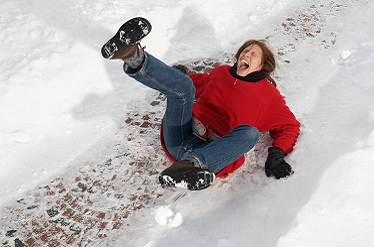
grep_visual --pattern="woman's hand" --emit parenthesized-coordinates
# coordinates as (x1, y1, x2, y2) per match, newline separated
(265, 147, 294, 179)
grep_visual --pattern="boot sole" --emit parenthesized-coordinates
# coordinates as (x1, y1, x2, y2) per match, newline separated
(101, 17, 152, 59)
(159, 169, 215, 191)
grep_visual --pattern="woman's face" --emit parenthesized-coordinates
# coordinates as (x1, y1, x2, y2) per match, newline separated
(236, 44, 263, 77)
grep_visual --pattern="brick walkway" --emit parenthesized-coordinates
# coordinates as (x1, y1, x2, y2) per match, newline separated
(0, 109, 169, 247)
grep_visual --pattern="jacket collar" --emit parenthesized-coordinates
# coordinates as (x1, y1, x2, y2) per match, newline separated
(230, 64, 266, 82)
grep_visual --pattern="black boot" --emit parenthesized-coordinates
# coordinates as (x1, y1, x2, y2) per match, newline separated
(101, 17, 152, 59)
(159, 160, 215, 190)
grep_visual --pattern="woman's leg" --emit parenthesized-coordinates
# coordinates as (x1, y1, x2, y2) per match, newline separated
(102, 17, 213, 190)
(181, 124, 260, 174)
(127, 52, 195, 160)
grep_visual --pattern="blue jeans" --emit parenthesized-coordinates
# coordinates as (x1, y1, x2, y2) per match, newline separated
(127, 52, 260, 174)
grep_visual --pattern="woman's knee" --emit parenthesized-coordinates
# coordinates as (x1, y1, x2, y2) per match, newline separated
(178, 76, 195, 98)
(235, 124, 260, 143)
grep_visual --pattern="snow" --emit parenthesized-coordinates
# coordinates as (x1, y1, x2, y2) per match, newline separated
(1, 0, 374, 246)
(154, 205, 183, 228)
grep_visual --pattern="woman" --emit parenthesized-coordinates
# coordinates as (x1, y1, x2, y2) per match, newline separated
(101, 17, 300, 190)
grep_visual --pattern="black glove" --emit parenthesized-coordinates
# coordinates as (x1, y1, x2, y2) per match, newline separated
(172, 64, 189, 74)
(265, 147, 294, 179)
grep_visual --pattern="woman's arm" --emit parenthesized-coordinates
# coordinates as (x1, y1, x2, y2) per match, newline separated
(260, 97, 300, 155)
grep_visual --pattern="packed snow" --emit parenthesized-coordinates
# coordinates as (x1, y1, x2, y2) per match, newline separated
(1, 0, 374, 246)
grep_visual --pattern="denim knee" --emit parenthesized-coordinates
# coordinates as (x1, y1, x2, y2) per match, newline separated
(168, 75, 195, 100)
(235, 125, 260, 146)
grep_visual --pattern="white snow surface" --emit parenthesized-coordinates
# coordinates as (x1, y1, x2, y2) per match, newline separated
(1, 0, 374, 246)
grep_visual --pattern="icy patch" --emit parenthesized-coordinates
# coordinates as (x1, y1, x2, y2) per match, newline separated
(154, 205, 183, 227)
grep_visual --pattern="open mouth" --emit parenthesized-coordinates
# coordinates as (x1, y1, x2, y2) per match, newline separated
(239, 60, 249, 70)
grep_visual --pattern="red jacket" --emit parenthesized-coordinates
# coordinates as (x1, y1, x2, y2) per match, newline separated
(161, 65, 300, 177)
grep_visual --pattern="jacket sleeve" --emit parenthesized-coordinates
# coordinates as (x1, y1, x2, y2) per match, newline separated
(189, 73, 210, 99)
(260, 97, 300, 155)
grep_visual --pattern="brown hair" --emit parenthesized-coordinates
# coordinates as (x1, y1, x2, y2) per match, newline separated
(234, 39, 277, 87)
